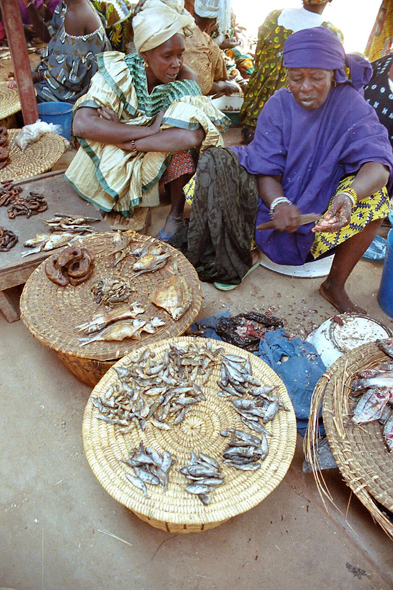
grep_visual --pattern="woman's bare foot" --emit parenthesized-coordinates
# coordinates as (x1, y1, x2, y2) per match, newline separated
(319, 280, 366, 315)
(159, 212, 184, 239)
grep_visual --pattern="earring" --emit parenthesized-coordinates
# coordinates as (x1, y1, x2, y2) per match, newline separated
(286, 85, 292, 94)
(332, 80, 337, 88)
(143, 59, 149, 68)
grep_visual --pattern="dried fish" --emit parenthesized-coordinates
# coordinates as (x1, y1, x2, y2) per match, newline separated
(377, 339, 393, 360)
(0, 226, 18, 251)
(91, 277, 134, 307)
(352, 389, 393, 425)
(221, 429, 268, 470)
(76, 302, 145, 335)
(151, 266, 192, 321)
(383, 414, 393, 452)
(124, 442, 175, 494)
(21, 232, 78, 257)
(180, 452, 225, 504)
(78, 319, 146, 346)
(132, 242, 170, 276)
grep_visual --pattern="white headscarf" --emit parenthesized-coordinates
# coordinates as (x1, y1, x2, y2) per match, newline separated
(133, 0, 195, 53)
(194, 0, 219, 18)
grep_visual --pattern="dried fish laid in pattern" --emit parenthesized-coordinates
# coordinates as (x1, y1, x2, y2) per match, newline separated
(21, 232, 79, 257)
(180, 451, 224, 505)
(0, 226, 18, 251)
(151, 263, 192, 321)
(8, 191, 48, 219)
(76, 302, 145, 335)
(91, 341, 222, 432)
(109, 231, 136, 267)
(78, 318, 151, 346)
(350, 347, 393, 452)
(221, 429, 268, 471)
(217, 353, 287, 434)
(123, 441, 176, 497)
(42, 213, 100, 233)
(132, 241, 170, 277)
(45, 245, 95, 286)
(91, 277, 134, 307)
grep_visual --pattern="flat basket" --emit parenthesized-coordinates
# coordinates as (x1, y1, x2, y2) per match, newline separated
(20, 232, 202, 386)
(0, 128, 68, 182)
(305, 341, 393, 539)
(0, 82, 21, 119)
(82, 336, 297, 533)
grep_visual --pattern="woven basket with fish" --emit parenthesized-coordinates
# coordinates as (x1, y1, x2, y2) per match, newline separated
(305, 340, 393, 540)
(82, 336, 297, 533)
(20, 231, 202, 386)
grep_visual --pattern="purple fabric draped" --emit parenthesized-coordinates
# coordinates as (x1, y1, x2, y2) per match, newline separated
(231, 84, 393, 265)
(283, 26, 372, 92)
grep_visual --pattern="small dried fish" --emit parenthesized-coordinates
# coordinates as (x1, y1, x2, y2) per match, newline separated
(151, 268, 192, 321)
(383, 414, 393, 452)
(124, 442, 175, 494)
(76, 302, 145, 335)
(377, 339, 393, 360)
(221, 429, 268, 470)
(132, 242, 170, 276)
(78, 319, 146, 346)
(180, 452, 224, 504)
(21, 232, 78, 257)
(91, 277, 134, 307)
(352, 389, 392, 424)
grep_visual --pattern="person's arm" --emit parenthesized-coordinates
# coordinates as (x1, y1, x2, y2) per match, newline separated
(257, 174, 301, 232)
(313, 161, 390, 233)
(21, 0, 51, 42)
(64, 1, 101, 36)
(209, 79, 242, 96)
(72, 107, 165, 143)
(120, 127, 205, 153)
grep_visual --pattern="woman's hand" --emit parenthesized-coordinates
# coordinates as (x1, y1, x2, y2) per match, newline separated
(219, 37, 240, 50)
(224, 80, 242, 95)
(150, 110, 166, 134)
(312, 193, 352, 233)
(272, 203, 301, 232)
(97, 106, 119, 123)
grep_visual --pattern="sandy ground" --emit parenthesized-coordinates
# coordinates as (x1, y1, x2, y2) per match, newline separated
(1, 129, 393, 590)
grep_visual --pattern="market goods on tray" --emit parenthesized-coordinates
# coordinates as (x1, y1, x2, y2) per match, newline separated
(0, 145, 9, 170)
(349, 339, 393, 452)
(21, 231, 79, 257)
(180, 452, 224, 505)
(0, 181, 22, 206)
(42, 213, 100, 233)
(0, 127, 8, 147)
(151, 262, 192, 320)
(132, 241, 170, 276)
(45, 245, 95, 286)
(76, 302, 145, 335)
(123, 441, 176, 497)
(0, 226, 18, 251)
(7, 190, 47, 218)
(78, 316, 166, 346)
(91, 277, 134, 307)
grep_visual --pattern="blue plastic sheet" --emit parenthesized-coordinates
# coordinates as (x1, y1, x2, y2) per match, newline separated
(362, 235, 387, 261)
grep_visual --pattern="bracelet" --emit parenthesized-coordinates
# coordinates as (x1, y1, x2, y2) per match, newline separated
(131, 139, 138, 155)
(269, 196, 291, 217)
(337, 188, 357, 207)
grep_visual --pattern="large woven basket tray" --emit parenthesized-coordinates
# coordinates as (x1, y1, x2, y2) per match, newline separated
(0, 82, 22, 119)
(305, 341, 393, 539)
(0, 129, 68, 182)
(82, 336, 297, 533)
(20, 232, 202, 386)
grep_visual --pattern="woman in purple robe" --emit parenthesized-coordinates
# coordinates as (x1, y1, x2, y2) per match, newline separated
(185, 27, 393, 314)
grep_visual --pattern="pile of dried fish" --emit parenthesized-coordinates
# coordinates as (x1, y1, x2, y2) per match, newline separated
(180, 451, 224, 505)
(78, 316, 166, 346)
(0, 181, 23, 206)
(91, 277, 134, 307)
(350, 339, 393, 452)
(76, 302, 145, 335)
(123, 441, 175, 497)
(151, 263, 192, 321)
(8, 191, 48, 219)
(132, 241, 170, 277)
(21, 232, 79, 257)
(221, 429, 268, 471)
(91, 341, 221, 431)
(45, 245, 94, 286)
(42, 213, 100, 233)
(0, 226, 18, 251)
(109, 231, 136, 267)
(217, 353, 288, 434)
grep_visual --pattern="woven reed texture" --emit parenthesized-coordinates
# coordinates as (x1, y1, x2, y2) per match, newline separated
(82, 336, 297, 533)
(0, 129, 68, 182)
(0, 82, 21, 118)
(20, 232, 202, 386)
(305, 341, 393, 539)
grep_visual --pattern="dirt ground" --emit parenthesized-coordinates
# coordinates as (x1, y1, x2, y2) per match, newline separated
(1, 129, 393, 590)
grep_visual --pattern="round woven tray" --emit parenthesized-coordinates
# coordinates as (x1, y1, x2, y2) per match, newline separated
(0, 82, 21, 119)
(0, 128, 68, 182)
(307, 341, 393, 539)
(82, 336, 297, 533)
(20, 232, 202, 386)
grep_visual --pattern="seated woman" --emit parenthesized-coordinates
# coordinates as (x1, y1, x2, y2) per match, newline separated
(185, 27, 393, 314)
(65, 0, 228, 238)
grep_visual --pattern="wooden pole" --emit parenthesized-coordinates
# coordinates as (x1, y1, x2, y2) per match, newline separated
(0, 0, 39, 124)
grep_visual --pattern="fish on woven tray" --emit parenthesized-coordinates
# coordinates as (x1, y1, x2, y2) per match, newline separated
(78, 316, 166, 346)
(0, 226, 18, 251)
(151, 262, 192, 321)
(0, 145, 9, 170)
(45, 245, 94, 287)
(123, 441, 176, 497)
(90, 277, 135, 307)
(21, 232, 80, 257)
(180, 451, 224, 505)
(132, 241, 170, 277)
(76, 301, 145, 335)
(220, 429, 269, 471)
(42, 213, 100, 234)
(7, 191, 48, 219)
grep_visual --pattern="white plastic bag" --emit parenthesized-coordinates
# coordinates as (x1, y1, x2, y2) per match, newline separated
(15, 119, 63, 152)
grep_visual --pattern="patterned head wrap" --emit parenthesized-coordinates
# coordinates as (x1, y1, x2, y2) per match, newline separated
(133, 0, 195, 53)
(283, 27, 373, 92)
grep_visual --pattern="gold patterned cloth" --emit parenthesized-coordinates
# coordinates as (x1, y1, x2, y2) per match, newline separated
(365, 0, 393, 61)
(310, 175, 390, 259)
(183, 26, 228, 95)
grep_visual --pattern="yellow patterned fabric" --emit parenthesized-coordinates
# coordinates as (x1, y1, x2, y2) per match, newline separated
(365, 0, 393, 61)
(310, 175, 390, 259)
(65, 52, 229, 216)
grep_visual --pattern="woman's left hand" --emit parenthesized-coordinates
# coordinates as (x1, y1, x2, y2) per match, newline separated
(312, 193, 352, 233)
(97, 106, 119, 123)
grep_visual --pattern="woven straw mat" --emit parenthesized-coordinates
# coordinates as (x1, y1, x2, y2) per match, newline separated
(321, 342, 393, 515)
(20, 232, 202, 363)
(82, 336, 297, 533)
(0, 128, 68, 182)
(0, 82, 21, 119)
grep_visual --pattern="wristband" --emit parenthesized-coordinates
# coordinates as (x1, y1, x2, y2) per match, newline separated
(269, 196, 291, 217)
(337, 188, 357, 207)
(131, 140, 138, 155)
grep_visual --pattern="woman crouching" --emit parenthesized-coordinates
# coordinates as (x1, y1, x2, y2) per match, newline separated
(185, 27, 393, 314)
(66, 0, 228, 239)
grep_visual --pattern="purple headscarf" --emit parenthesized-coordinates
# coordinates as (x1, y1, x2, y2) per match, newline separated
(283, 26, 372, 92)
